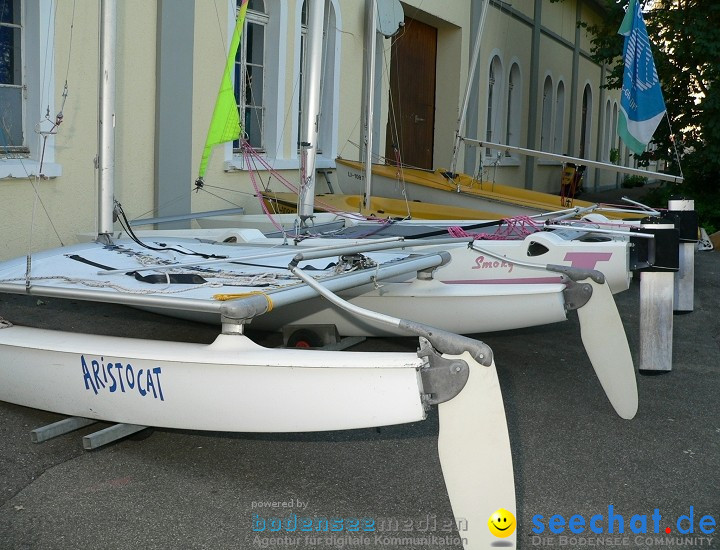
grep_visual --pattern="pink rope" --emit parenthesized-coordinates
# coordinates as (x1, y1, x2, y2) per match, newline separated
(242, 142, 286, 232)
(238, 140, 385, 229)
(448, 216, 543, 240)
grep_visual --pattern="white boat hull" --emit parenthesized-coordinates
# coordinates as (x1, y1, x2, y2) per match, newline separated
(432, 230, 631, 294)
(0, 326, 427, 432)
(252, 279, 567, 336)
(193, 217, 633, 294)
(47, 234, 586, 336)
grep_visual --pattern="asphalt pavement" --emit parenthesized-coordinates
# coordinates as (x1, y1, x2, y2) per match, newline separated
(0, 250, 718, 550)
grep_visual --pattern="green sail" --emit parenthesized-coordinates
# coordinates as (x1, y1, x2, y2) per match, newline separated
(197, 0, 248, 180)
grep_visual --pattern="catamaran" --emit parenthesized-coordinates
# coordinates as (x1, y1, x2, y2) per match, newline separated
(135, 0, 638, 418)
(0, 4, 524, 548)
(0, 2, 646, 548)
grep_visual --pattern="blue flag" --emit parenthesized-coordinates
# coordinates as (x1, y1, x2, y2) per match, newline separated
(617, 0, 666, 155)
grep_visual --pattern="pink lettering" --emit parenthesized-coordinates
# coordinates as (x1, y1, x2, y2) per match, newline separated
(472, 256, 514, 273)
(563, 252, 613, 270)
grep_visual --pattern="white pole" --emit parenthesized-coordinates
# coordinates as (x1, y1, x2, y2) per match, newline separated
(639, 271, 674, 372)
(639, 222, 676, 373)
(669, 198, 695, 312)
(97, 0, 116, 239)
(362, 0, 378, 210)
(298, 0, 326, 222)
(448, 0, 490, 177)
(469, 139, 684, 184)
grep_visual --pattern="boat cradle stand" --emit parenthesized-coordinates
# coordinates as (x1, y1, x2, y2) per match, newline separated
(667, 198, 699, 313)
(30, 417, 148, 450)
(633, 219, 680, 373)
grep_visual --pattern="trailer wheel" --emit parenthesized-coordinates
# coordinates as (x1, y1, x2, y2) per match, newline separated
(286, 329, 323, 349)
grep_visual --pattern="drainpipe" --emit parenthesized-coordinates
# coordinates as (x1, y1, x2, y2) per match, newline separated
(524, 0, 542, 190)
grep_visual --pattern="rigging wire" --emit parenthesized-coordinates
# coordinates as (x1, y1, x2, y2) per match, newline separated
(15, 0, 69, 256)
(114, 201, 229, 260)
(37, 0, 75, 174)
(665, 114, 684, 180)
(380, 23, 411, 217)
(213, 0, 228, 53)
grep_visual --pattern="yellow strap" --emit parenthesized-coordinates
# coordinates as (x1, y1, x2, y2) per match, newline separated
(212, 291, 274, 313)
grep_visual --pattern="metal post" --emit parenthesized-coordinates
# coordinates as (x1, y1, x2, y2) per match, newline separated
(83, 424, 147, 450)
(362, 0, 378, 211)
(298, 0, 326, 222)
(31, 417, 97, 443)
(668, 198, 697, 312)
(638, 221, 679, 372)
(97, 0, 117, 239)
(449, 0, 490, 178)
(640, 271, 674, 372)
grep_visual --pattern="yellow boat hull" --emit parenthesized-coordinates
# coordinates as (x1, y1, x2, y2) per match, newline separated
(261, 190, 504, 220)
(334, 158, 643, 220)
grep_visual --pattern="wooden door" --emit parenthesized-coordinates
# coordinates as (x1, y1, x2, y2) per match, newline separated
(385, 17, 437, 170)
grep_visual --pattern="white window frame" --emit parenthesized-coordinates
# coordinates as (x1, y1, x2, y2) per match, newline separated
(237, 0, 269, 152)
(225, 0, 340, 172)
(0, 0, 61, 179)
(225, 0, 287, 170)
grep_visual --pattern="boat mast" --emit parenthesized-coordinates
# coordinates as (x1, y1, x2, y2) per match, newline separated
(362, 0, 378, 211)
(97, 0, 116, 241)
(448, 0, 490, 178)
(298, 0, 326, 224)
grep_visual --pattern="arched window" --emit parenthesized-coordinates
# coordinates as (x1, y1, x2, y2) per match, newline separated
(505, 62, 521, 153)
(611, 102, 618, 157)
(485, 55, 503, 157)
(236, 0, 269, 150)
(579, 84, 593, 159)
(540, 75, 553, 152)
(553, 81, 565, 154)
(602, 98, 612, 161)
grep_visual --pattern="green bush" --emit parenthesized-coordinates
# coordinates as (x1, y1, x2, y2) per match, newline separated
(642, 183, 720, 235)
(622, 175, 648, 188)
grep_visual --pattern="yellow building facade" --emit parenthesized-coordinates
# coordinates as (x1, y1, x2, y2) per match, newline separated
(0, 0, 627, 259)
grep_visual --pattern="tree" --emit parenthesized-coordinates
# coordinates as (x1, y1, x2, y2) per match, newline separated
(561, 0, 720, 228)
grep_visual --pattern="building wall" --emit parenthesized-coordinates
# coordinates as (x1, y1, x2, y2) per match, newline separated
(0, 0, 157, 259)
(0, 0, 628, 260)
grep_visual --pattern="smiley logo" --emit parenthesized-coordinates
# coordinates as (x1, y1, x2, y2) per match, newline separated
(488, 508, 516, 538)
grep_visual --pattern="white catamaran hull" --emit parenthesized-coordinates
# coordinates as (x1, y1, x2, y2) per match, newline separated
(0, 326, 427, 432)
(0, 238, 571, 337)
(73, 228, 630, 336)
(250, 279, 567, 336)
(0, 319, 517, 548)
(429, 230, 631, 293)
(191, 221, 632, 294)
(0, 234, 636, 419)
